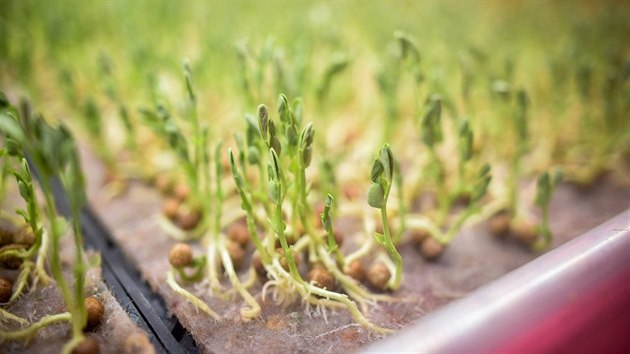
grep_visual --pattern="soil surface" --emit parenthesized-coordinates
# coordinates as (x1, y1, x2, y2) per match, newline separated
(81, 145, 630, 354)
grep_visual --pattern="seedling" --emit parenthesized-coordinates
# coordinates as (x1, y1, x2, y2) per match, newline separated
(316, 53, 349, 107)
(367, 144, 403, 290)
(532, 169, 562, 251)
(0, 95, 102, 353)
(225, 94, 397, 333)
(377, 31, 423, 143)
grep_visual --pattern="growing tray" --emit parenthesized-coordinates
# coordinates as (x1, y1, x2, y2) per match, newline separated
(56, 170, 629, 353)
(364, 210, 630, 353)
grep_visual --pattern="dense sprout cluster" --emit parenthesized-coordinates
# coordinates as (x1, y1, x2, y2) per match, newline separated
(1, 1, 629, 337)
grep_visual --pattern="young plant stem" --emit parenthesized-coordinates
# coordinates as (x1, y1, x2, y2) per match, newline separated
(380, 204, 402, 290)
(42, 179, 85, 342)
(166, 270, 221, 320)
(0, 312, 72, 341)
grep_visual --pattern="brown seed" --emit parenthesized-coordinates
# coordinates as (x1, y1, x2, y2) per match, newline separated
(227, 242, 245, 269)
(420, 237, 446, 261)
(343, 184, 362, 200)
(173, 183, 190, 202)
(276, 248, 299, 271)
(13, 226, 35, 247)
(0, 277, 13, 303)
(168, 243, 193, 267)
(367, 262, 391, 291)
(252, 253, 266, 277)
(123, 332, 154, 354)
(488, 210, 512, 237)
(153, 173, 173, 194)
(162, 198, 180, 220)
(343, 128, 360, 145)
(293, 222, 305, 238)
(453, 192, 472, 207)
(72, 337, 100, 354)
(307, 264, 335, 290)
(227, 221, 250, 247)
(84, 296, 104, 331)
(0, 220, 17, 247)
(410, 229, 431, 243)
(103, 168, 117, 185)
(266, 314, 290, 330)
(333, 230, 344, 247)
(344, 260, 365, 282)
(0, 244, 24, 269)
(513, 221, 538, 245)
(176, 209, 201, 231)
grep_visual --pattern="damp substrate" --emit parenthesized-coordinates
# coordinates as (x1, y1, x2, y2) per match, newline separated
(80, 146, 630, 354)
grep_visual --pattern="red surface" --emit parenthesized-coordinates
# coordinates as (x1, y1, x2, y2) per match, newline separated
(500, 266, 630, 354)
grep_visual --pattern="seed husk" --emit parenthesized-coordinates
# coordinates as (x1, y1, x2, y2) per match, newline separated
(513, 221, 538, 245)
(489, 210, 512, 237)
(227, 241, 245, 269)
(162, 198, 180, 220)
(173, 183, 190, 201)
(153, 173, 173, 194)
(333, 229, 344, 247)
(344, 260, 365, 282)
(276, 248, 300, 271)
(420, 237, 445, 261)
(0, 220, 17, 247)
(72, 337, 100, 354)
(168, 243, 194, 268)
(251, 252, 266, 277)
(342, 184, 362, 200)
(0, 244, 25, 269)
(123, 332, 154, 354)
(307, 264, 335, 290)
(367, 262, 391, 291)
(227, 221, 250, 247)
(176, 209, 202, 231)
(0, 277, 13, 303)
(12, 226, 36, 247)
(103, 168, 117, 185)
(410, 229, 431, 243)
(84, 296, 105, 331)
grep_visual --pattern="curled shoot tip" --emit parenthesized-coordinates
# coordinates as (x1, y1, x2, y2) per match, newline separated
(535, 168, 562, 209)
(370, 159, 384, 183)
(257, 104, 269, 138)
(459, 118, 473, 162)
(321, 194, 337, 250)
(299, 123, 315, 167)
(421, 96, 443, 147)
(379, 144, 394, 181)
(394, 30, 420, 62)
(472, 164, 492, 203)
(183, 61, 195, 103)
(368, 144, 395, 209)
(277, 94, 290, 123)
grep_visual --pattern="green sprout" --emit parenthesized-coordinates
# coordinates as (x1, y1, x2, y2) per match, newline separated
(316, 53, 349, 107)
(321, 194, 344, 266)
(0, 96, 96, 353)
(225, 95, 395, 333)
(367, 144, 402, 290)
(533, 168, 562, 251)
(377, 31, 423, 143)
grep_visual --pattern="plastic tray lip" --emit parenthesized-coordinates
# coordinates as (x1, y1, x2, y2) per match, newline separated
(362, 210, 630, 353)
